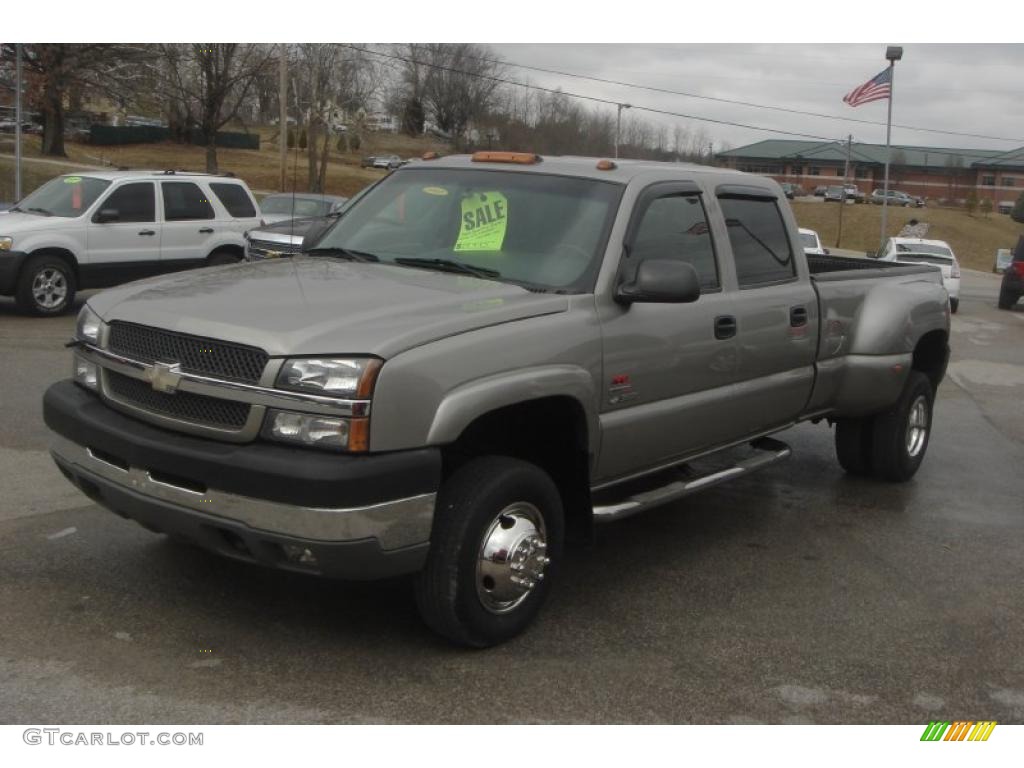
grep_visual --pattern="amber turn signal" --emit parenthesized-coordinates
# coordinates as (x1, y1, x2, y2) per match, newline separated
(471, 151, 541, 165)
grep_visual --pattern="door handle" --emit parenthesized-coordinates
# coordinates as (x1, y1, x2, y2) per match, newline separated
(198, 227, 214, 234)
(714, 315, 737, 340)
(790, 306, 809, 327)
(138, 230, 156, 236)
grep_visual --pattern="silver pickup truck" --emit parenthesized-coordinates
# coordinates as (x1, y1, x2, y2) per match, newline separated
(44, 152, 951, 647)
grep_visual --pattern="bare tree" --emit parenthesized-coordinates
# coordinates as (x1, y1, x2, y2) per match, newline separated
(156, 43, 274, 173)
(419, 44, 505, 148)
(0, 44, 151, 156)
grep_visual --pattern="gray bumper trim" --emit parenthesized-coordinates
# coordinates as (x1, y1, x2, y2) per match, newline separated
(50, 434, 435, 550)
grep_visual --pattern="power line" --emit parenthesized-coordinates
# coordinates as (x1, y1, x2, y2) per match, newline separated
(469, 50, 1024, 144)
(343, 44, 850, 143)
(346, 44, 1013, 164)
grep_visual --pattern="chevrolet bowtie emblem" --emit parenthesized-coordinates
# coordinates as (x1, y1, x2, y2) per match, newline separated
(143, 361, 183, 394)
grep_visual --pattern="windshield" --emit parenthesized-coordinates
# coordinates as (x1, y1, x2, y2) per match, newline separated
(16, 176, 111, 217)
(311, 168, 623, 292)
(799, 232, 818, 249)
(895, 243, 952, 258)
(261, 195, 330, 217)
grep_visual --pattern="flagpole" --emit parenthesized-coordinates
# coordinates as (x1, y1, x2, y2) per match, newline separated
(880, 46, 903, 252)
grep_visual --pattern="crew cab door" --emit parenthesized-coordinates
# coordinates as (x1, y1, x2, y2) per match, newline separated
(714, 187, 818, 433)
(85, 181, 162, 287)
(596, 182, 744, 481)
(158, 181, 218, 270)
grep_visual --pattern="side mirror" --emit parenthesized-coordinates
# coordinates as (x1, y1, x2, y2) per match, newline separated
(616, 259, 701, 305)
(94, 208, 120, 223)
(823, 248, 831, 255)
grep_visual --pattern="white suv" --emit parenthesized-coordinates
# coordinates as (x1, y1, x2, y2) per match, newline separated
(879, 236, 962, 313)
(0, 170, 260, 315)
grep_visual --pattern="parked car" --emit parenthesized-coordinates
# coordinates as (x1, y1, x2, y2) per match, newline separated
(813, 186, 828, 197)
(360, 155, 377, 168)
(372, 154, 404, 170)
(824, 185, 847, 203)
(994, 248, 1013, 274)
(998, 236, 1024, 310)
(0, 170, 260, 315)
(258, 193, 348, 225)
(780, 183, 803, 200)
(997, 200, 1014, 215)
(843, 185, 865, 204)
(871, 189, 920, 207)
(45, 153, 950, 646)
(798, 227, 829, 256)
(878, 237, 961, 313)
(245, 214, 344, 262)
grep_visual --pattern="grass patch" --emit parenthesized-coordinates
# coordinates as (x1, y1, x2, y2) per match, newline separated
(0, 129, 450, 199)
(792, 200, 1022, 271)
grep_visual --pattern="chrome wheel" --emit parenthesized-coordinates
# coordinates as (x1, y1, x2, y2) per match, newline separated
(32, 267, 68, 310)
(905, 394, 929, 458)
(476, 502, 550, 614)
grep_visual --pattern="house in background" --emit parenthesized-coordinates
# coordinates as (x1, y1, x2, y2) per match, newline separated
(717, 139, 1024, 206)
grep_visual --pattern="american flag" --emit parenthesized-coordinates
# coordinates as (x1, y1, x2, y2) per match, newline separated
(842, 67, 892, 107)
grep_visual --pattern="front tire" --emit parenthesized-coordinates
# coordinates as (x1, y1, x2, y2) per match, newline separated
(414, 456, 564, 648)
(207, 250, 241, 266)
(868, 371, 934, 482)
(15, 254, 77, 316)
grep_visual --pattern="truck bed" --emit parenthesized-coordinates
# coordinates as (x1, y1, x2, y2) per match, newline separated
(807, 253, 939, 281)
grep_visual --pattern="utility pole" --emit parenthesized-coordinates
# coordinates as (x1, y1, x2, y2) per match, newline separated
(14, 43, 23, 201)
(836, 134, 852, 248)
(278, 44, 288, 193)
(879, 46, 903, 251)
(615, 103, 631, 159)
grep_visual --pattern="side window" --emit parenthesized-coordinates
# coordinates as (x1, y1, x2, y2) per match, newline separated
(162, 182, 215, 221)
(209, 183, 257, 218)
(631, 194, 719, 290)
(717, 196, 796, 287)
(95, 182, 155, 223)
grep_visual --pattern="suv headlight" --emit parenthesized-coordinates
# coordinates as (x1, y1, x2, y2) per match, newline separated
(276, 357, 381, 399)
(0, 236, 13, 251)
(75, 305, 106, 345)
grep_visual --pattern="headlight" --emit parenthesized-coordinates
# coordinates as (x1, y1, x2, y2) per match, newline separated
(276, 357, 381, 399)
(0, 236, 12, 251)
(75, 305, 105, 345)
(262, 409, 369, 452)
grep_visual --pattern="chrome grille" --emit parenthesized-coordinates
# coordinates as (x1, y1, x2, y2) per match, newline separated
(106, 371, 251, 429)
(108, 322, 268, 384)
(247, 238, 302, 260)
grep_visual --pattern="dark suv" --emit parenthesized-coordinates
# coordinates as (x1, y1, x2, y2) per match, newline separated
(998, 236, 1024, 310)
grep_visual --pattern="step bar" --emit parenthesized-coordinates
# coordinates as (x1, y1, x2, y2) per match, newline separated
(591, 437, 792, 523)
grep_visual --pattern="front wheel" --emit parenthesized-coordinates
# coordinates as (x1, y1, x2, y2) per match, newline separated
(15, 254, 77, 316)
(414, 456, 564, 647)
(868, 371, 934, 482)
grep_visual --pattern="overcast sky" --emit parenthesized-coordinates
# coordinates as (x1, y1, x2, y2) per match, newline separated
(489, 44, 1024, 153)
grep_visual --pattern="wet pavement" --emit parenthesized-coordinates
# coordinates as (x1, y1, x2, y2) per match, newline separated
(0, 273, 1022, 723)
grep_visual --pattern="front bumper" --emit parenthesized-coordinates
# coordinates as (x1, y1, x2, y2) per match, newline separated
(44, 380, 441, 579)
(0, 250, 29, 295)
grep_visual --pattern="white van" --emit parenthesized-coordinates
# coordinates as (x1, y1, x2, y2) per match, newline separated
(0, 171, 260, 315)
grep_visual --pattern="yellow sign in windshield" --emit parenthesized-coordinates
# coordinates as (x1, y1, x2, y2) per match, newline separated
(455, 192, 508, 252)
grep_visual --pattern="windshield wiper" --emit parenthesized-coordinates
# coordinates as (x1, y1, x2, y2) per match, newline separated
(26, 207, 53, 216)
(394, 257, 500, 280)
(303, 247, 379, 262)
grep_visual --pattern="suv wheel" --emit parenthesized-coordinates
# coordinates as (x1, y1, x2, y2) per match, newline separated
(15, 254, 77, 316)
(867, 371, 934, 482)
(998, 288, 1018, 310)
(414, 456, 564, 647)
(949, 297, 959, 314)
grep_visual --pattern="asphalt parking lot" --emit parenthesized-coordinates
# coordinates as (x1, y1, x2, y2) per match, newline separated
(1, 272, 1022, 724)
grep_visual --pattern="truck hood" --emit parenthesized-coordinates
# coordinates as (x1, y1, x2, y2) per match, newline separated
(88, 256, 569, 358)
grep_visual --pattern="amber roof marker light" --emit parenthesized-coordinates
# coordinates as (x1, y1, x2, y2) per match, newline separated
(596, 159, 617, 171)
(421, 151, 441, 160)
(471, 151, 542, 165)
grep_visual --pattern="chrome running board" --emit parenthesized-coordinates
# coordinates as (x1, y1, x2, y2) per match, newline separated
(591, 437, 792, 523)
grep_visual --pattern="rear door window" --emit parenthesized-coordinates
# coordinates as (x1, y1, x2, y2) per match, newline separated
(631, 193, 719, 290)
(162, 181, 215, 221)
(210, 183, 257, 218)
(718, 196, 796, 287)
